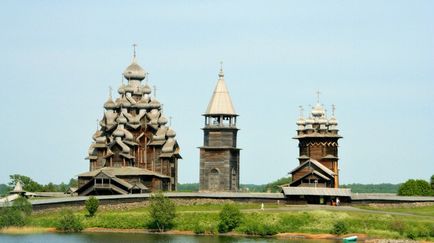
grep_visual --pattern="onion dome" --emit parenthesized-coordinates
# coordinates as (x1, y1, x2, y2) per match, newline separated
(118, 84, 126, 94)
(158, 116, 168, 125)
(166, 128, 176, 138)
(125, 83, 136, 93)
(318, 116, 328, 124)
(312, 104, 325, 117)
(118, 96, 131, 108)
(95, 136, 106, 143)
(149, 98, 161, 109)
(142, 84, 152, 94)
(305, 116, 314, 124)
(136, 95, 149, 109)
(123, 57, 146, 81)
(113, 126, 125, 137)
(92, 130, 103, 141)
(116, 114, 128, 124)
(328, 116, 338, 125)
(104, 97, 117, 110)
(296, 117, 306, 126)
(133, 86, 144, 96)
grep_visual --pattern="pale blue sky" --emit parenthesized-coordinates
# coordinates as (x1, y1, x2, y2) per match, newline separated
(0, 1, 433, 185)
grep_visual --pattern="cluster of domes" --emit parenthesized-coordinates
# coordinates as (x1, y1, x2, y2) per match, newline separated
(296, 103, 339, 132)
(87, 55, 179, 165)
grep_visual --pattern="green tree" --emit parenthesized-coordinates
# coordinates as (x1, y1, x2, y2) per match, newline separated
(398, 179, 433, 196)
(148, 192, 176, 232)
(68, 178, 78, 188)
(0, 184, 10, 196)
(58, 182, 68, 192)
(12, 197, 32, 216)
(43, 182, 57, 192)
(85, 196, 99, 217)
(218, 204, 243, 233)
(431, 175, 434, 190)
(0, 197, 32, 228)
(9, 174, 43, 192)
(264, 176, 292, 192)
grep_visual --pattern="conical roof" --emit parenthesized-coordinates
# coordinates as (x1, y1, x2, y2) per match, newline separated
(204, 68, 236, 115)
(11, 181, 25, 193)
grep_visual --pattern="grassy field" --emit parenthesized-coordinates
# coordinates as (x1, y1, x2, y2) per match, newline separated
(356, 204, 434, 217)
(26, 202, 434, 240)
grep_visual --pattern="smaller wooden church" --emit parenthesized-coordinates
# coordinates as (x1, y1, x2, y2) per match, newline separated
(282, 95, 351, 204)
(289, 98, 341, 188)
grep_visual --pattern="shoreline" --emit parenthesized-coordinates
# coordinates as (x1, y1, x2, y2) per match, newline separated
(0, 226, 369, 240)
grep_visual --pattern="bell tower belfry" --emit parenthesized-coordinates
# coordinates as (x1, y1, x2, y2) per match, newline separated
(199, 65, 240, 192)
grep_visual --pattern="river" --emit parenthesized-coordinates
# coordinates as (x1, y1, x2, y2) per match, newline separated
(0, 232, 341, 243)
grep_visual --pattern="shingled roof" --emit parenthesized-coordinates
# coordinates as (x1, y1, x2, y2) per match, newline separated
(204, 67, 236, 115)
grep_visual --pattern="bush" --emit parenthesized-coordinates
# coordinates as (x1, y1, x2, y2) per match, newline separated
(0, 207, 26, 228)
(398, 179, 433, 196)
(331, 221, 348, 235)
(85, 196, 99, 217)
(12, 197, 32, 216)
(56, 209, 83, 232)
(193, 221, 217, 235)
(0, 197, 32, 228)
(237, 213, 280, 236)
(218, 204, 243, 233)
(148, 192, 176, 232)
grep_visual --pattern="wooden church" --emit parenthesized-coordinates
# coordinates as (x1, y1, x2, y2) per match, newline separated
(76, 49, 181, 196)
(289, 96, 342, 188)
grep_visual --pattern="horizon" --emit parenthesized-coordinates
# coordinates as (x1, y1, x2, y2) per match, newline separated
(0, 1, 433, 185)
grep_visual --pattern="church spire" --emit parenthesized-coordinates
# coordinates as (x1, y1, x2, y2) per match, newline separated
(204, 63, 237, 115)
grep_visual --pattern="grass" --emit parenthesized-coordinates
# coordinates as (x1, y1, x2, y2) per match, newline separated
(22, 203, 434, 241)
(356, 204, 434, 217)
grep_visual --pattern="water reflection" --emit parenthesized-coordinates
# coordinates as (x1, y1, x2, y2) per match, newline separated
(0, 232, 339, 243)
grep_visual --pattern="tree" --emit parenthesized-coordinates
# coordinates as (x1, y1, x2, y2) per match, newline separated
(218, 204, 243, 233)
(12, 197, 32, 216)
(85, 196, 99, 217)
(68, 178, 78, 188)
(0, 197, 32, 228)
(0, 184, 10, 196)
(9, 174, 43, 192)
(264, 176, 292, 192)
(431, 175, 434, 190)
(43, 182, 57, 192)
(148, 192, 176, 232)
(398, 179, 433, 196)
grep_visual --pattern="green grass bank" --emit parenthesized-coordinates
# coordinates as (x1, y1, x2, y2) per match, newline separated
(24, 203, 434, 241)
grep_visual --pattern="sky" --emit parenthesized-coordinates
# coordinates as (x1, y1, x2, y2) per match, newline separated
(0, 1, 433, 185)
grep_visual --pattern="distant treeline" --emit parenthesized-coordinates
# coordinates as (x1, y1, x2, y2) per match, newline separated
(341, 183, 401, 193)
(177, 181, 402, 193)
(178, 177, 292, 193)
(0, 174, 78, 196)
(2, 174, 428, 195)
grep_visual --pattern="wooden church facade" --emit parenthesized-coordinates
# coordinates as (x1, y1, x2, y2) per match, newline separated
(289, 102, 342, 188)
(76, 51, 181, 196)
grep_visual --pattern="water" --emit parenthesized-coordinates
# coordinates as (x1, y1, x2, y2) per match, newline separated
(0, 232, 340, 243)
